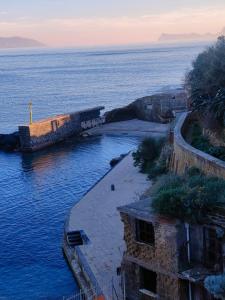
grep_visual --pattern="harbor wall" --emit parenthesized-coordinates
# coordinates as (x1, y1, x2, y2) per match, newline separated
(19, 106, 104, 152)
(171, 112, 225, 179)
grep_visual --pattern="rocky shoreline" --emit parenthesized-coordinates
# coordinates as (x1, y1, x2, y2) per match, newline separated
(0, 132, 20, 151)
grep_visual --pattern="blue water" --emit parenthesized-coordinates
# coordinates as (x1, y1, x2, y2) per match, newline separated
(0, 42, 208, 299)
(0, 42, 208, 133)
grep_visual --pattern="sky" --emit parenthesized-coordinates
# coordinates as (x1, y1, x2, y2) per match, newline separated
(0, 0, 225, 47)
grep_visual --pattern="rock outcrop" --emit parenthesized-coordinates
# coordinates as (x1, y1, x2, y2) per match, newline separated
(110, 154, 127, 167)
(0, 132, 20, 151)
(105, 90, 187, 124)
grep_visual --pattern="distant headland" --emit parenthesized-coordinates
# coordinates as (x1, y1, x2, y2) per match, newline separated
(158, 32, 216, 42)
(0, 36, 45, 49)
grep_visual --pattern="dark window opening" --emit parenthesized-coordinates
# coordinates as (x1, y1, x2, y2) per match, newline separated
(204, 227, 223, 271)
(136, 219, 155, 245)
(140, 267, 157, 294)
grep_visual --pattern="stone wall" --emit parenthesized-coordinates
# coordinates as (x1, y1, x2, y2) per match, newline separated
(120, 212, 179, 275)
(122, 260, 181, 300)
(105, 91, 187, 124)
(120, 206, 225, 300)
(19, 106, 104, 152)
(171, 112, 225, 179)
(120, 211, 183, 300)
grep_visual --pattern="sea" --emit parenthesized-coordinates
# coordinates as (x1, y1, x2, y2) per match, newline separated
(0, 41, 208, 299)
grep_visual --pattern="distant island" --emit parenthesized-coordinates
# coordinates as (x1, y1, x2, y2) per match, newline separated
(0, 36, 45, 49)
(158, 32, 216, 42)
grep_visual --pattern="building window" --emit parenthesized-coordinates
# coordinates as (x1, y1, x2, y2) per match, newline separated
(140, 267, 157, 294)
(203, 227, 223, 271)
(136, 219, 155, 245)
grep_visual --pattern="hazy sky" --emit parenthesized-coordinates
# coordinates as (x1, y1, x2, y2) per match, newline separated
(0, 0, 225, 47)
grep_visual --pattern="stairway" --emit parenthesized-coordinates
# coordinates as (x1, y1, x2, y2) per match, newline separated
(67, 231, 84, 247)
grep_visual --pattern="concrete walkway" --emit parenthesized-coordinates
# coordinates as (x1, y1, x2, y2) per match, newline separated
(68, 153, 150, 299)
(84, 119, 169, 138)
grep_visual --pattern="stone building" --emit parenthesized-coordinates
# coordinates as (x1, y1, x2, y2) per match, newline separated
(118, 199, 225, 300)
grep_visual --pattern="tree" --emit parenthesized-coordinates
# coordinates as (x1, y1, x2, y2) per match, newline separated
(186, 36, 225, 127)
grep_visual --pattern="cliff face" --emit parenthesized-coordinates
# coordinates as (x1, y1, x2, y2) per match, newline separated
(0, 37, 44, 48)
(104, 90, 187, 124)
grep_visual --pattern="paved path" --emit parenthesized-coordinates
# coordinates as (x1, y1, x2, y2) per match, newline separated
(84, 119, 169, 137)
(68, 153, 150, 299)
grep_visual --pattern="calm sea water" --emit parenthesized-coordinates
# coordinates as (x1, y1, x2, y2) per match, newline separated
(0, 42, 207, 299)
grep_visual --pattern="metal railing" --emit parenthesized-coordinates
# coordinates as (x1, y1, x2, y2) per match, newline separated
(63, 287, 97, 300)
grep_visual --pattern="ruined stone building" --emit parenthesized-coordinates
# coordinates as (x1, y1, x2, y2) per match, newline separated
(118, 199, 225, 300)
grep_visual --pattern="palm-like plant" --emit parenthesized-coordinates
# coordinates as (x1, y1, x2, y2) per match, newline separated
(186, 36, 225, 127)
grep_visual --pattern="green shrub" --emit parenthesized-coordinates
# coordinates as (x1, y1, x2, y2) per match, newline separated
(151, 173, 225, 223)
(185, 36, 225, 127)
(132, 137, 165, 173)
(208, 146, 225, 160)
(152, 186, 189, 219)
(147, 145, 172, 180)
(190, 123, 225, 161)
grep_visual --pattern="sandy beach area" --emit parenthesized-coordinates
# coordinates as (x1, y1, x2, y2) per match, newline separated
(83, 119, 169, 137)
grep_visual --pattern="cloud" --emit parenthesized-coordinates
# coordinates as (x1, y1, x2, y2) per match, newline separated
(0, 6, 224, 46)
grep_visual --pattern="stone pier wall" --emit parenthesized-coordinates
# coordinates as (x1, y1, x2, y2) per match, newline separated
(171, 112, 225, 179)
(19, 106, 104, 152)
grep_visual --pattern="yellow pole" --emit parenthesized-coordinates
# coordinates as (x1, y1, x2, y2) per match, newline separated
(29, 102, 33, 125)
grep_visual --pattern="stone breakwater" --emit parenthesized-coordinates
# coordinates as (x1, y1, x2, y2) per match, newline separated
(18, 106, 104, 152)
(0, 90, 187, 152)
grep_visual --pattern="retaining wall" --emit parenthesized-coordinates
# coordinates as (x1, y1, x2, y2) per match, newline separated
(171, 112, 225, 179)
(19, 106, 104, 152)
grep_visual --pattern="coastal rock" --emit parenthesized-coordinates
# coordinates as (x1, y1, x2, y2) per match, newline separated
(0, 132, 20, 151)
(110, 154, 127, 167)
(104, 90, 187, 124)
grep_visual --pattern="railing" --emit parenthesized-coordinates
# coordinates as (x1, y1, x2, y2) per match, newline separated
(111, 277, 119, 300)
(63, 287, 97, 300)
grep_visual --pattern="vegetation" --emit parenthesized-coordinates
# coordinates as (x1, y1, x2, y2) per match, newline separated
(191, 123, 225, 161)
(204, 274, 225, 300)
(185, 36, 225, 127)
(151, 169, 225, 223)
(132, 137, 171, 180)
